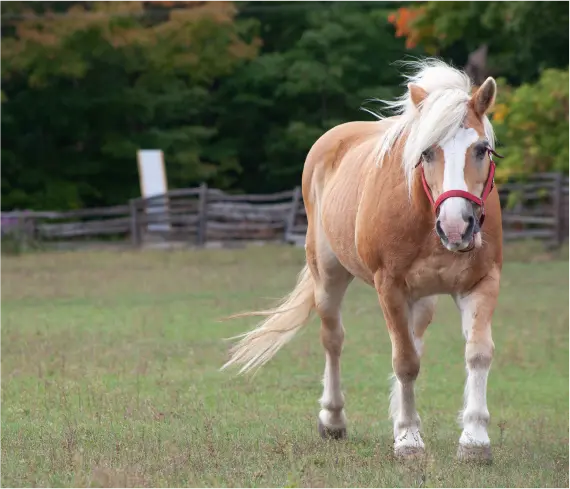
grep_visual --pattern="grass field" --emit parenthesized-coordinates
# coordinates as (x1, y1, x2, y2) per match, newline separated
(1, 243, 568, 487)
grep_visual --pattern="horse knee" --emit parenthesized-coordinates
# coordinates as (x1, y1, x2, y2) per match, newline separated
(393, 352, 420, 384)
(465, 341, 494, 370)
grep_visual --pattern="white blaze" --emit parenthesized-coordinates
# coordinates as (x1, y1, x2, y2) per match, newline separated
(439, 127, 479, 220)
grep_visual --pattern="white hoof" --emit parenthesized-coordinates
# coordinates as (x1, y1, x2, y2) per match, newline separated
(394, 429, 425, 460)
(457, 443, 492, 464)
(394, 444, 425, 460)
(317, 409, 347, 440)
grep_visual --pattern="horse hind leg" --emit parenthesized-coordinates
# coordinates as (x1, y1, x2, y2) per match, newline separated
(307, 231, 353, 439)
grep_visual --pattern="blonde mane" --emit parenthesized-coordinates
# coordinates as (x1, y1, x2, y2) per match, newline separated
(369, 58, 495, 193)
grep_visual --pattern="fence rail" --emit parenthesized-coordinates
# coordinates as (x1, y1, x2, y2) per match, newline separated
(2, 173, 568, 250)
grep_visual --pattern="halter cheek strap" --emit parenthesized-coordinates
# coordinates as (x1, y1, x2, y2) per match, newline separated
(417, 149, 499, 228)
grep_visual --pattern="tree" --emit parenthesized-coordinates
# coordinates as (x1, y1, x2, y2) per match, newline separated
(492, 69, 569, 181)
(1, 1, 259, 210)
(214, 1, 418, 193)
(1, 2, 422, 209)
(388, 2, 569, 85)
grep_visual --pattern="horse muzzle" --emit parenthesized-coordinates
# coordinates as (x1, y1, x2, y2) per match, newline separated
(436, 211, 479, 252)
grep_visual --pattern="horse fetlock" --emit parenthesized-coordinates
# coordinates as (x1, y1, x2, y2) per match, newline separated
(462, 407, 490, 427)
(320, 394, 344, 414)
(394, 414, 421, 434)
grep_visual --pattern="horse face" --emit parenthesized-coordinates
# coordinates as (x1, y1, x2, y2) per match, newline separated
(420, 78, 497, 252)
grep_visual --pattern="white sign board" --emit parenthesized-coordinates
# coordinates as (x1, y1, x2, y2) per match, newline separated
(137, 150, 170, 232)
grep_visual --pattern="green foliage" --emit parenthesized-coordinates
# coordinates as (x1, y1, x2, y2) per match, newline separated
(409, 1, 569, 84)
(492, 69, 569, 181)
(216, 2, 417, 192)
(1, 1, 568, 210)
(1, 2, 259, 210)
(1, 1, 416, 208)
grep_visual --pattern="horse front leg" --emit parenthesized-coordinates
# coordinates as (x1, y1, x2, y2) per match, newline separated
(455, 267, 500, 463)
(376, 275, 424, 459)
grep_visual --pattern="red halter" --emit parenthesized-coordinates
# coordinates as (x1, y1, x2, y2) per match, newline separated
(416, 148, 502, 228)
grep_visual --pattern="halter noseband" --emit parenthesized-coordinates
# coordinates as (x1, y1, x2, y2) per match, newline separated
(416, 147, 503, 229)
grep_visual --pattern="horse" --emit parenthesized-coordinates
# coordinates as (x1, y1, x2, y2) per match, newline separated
(222, 58, 503, 463)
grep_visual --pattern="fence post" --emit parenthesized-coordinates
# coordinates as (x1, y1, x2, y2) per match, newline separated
(129, 199, 140, 247)
(563, 176, 569, 242)
(15, 212, 36, 251)
(285, 186, 302, 243)
(552, 172, 563, 247)
(197, 183, 208, 246)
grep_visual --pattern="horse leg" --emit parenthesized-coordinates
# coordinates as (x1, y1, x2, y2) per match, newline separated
(408, 296, 437, 358)
(455, 268, 499, 463)
(376, 275, 424, 458)
(306, 230, 353, 439)
(389, 296, 436, 453)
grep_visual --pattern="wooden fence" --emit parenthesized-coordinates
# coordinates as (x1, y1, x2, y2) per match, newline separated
(498, 173, 568, 243)
(2, 173, 568, 250)
(128, 184, 302, 246)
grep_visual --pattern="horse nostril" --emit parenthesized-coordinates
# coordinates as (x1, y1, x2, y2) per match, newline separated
(464, 215, 475, 237)
(436, 220, 446, 240)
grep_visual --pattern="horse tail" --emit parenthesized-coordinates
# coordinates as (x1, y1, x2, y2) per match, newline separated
(221, 264, 315, 374)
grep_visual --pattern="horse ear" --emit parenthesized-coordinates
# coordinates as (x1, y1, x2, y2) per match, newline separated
(408, 83, 428, 109)
(471, 77, 496, 117)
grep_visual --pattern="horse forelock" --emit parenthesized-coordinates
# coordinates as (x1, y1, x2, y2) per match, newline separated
(370, 58, 496, 196)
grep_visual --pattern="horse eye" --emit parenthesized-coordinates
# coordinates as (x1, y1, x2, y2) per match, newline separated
(421, 148, 433, 161)
(475, 145, 488, 159)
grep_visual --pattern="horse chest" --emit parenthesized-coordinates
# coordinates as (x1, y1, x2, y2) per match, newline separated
(405, 255, 476, 296)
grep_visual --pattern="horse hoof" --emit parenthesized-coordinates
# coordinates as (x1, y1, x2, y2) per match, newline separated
(317, 419, 347, 440)
(457, 444, 492, 464)
(394, 445, 425, 461)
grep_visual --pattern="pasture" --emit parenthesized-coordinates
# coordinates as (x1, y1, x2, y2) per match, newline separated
(1, 243, 568, 487)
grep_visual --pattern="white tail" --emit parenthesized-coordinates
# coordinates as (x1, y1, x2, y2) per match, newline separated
(221, 264, 315, 374)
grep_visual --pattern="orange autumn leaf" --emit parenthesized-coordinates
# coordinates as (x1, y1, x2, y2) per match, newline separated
(388, 5, 433, 51)
(387, 6, 429, 49)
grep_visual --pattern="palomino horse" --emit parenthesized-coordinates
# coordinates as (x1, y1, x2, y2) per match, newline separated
(223, 59, 503, 462)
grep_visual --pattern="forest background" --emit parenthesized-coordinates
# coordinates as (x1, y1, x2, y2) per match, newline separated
(2, 1, 568, 211)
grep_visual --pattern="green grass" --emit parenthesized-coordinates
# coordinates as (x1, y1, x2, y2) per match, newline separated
(1, 244, 568, 487)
